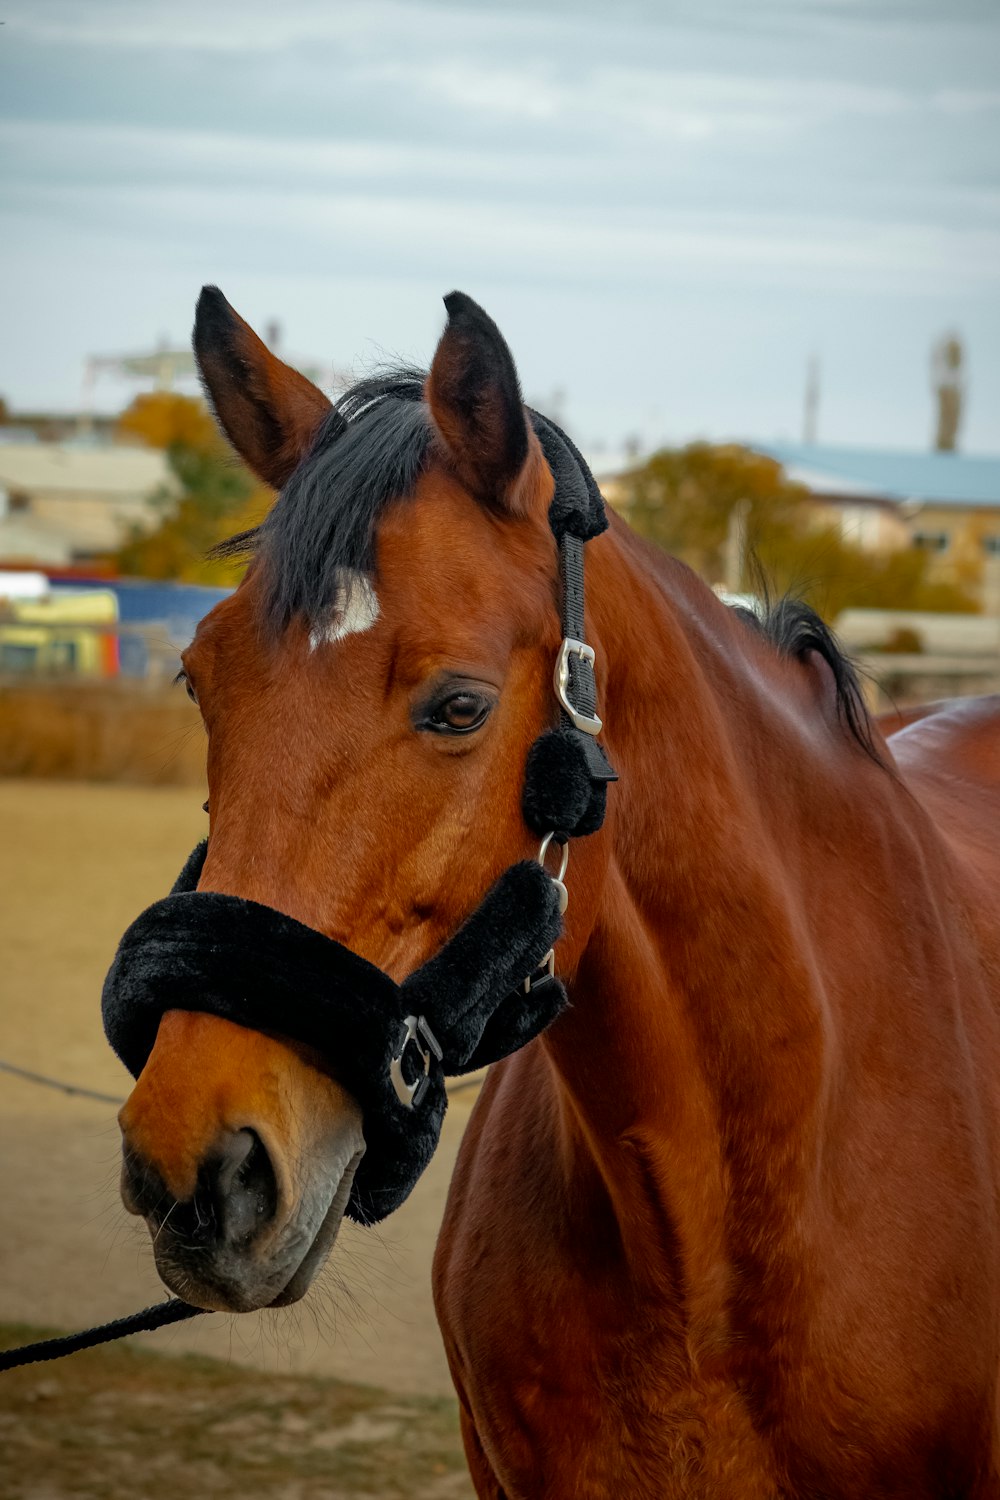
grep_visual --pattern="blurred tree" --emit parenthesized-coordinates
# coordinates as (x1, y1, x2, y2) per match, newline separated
(617, 443, 975, 619)
(932, 333, 964, 452)
(114, 393, 271, 584)
(621, 443, 806, 581)
(116, 391, 220, 454)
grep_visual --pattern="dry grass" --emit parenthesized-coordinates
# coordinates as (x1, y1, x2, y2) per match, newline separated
(0, 1323, 473, 1500)
(0, 683, 206, 786)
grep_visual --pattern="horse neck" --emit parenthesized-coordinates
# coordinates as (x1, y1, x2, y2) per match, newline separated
(584, 513, 885, 986)
(544, 515, 892, 1285)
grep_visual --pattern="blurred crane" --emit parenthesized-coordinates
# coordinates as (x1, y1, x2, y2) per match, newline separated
(81, 325, 342, 432)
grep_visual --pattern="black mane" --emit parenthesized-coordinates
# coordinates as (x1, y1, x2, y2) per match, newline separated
(215, 368, 431, 629)
(737, 594, 879, 762)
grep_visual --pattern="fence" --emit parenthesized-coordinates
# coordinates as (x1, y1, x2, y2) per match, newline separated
(858, 652, 1000, 712)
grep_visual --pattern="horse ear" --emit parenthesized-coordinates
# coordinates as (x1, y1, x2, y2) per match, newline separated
(426, 291, 533, 514)
(193, 286, 332, 490)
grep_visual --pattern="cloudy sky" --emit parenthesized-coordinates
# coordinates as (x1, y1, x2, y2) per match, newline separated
(1, 0, 998, 456)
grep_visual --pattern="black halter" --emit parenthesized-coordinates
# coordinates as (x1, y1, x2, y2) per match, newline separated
(101, 414, 617, 1224)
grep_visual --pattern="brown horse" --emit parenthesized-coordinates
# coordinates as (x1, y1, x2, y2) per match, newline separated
(116, 287, 1000, 1497)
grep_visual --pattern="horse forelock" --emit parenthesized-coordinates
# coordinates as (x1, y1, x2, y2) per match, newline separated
(214, 367, 433, 634)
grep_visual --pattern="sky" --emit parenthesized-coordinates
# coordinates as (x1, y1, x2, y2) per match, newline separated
(1, 0, 998, 457)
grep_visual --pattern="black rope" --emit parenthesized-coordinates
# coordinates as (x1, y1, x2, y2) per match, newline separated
(0, 1058, 122, 1107)
(0, 1299, 207, 1373)
(0, 1055, 484, 1106)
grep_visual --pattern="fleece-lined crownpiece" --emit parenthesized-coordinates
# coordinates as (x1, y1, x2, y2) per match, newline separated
(101, 411, 617, 1223)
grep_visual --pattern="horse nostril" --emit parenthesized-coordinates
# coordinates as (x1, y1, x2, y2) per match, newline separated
(120, 1147, 170, 1221)
(210, 1129, 278, 1246)
(121, 1131, 278, 1251)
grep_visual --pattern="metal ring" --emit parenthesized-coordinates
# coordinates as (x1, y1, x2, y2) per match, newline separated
(537, 832, 569, 916)
(537, 831, 569, 884)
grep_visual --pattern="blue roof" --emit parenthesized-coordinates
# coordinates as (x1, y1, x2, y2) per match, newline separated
(752, 443, 1000, 508)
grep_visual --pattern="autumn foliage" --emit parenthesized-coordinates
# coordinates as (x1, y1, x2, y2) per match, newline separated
(114, 392, 270, 585)
(116, 391, 221, 455)
(617, 443, 975, 619)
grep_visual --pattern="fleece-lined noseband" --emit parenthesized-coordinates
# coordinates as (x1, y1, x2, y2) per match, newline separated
(102, 413, 617, 1224)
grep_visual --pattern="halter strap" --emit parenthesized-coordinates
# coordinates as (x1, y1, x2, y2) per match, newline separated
(521, 413, 617, 840)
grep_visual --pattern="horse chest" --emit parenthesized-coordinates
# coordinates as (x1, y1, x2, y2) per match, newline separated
(435, 1106, 776, 1496)
(439, 1257, 777, 1499)
(435, 1062, 1000, 1497)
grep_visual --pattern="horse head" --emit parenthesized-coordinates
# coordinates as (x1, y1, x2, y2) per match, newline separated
(113, 289, 613, 1312)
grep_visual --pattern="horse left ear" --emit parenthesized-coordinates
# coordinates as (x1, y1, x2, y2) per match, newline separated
(193, 286, 332, 490)
(426, 291, 534, 515)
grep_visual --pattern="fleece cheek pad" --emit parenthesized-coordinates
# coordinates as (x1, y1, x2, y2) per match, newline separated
(101, 841, 565, 1223)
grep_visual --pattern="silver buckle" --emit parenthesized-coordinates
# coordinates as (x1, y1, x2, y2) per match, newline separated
(389, 1014, 442, 1110)
(524, 948, 556, 994)
(554, 638, 602, 736)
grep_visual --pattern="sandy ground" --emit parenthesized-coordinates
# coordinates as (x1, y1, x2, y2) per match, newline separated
(0, 779, 477, 1398)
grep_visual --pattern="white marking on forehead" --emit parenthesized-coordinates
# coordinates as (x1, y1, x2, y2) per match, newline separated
(309, 571, 381, 650)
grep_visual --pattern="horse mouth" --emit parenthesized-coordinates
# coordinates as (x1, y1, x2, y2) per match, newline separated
(150, 1146, 365, 1314)
(269, 1147, 364, 1306)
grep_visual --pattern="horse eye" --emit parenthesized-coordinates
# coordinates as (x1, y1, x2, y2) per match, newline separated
(175, 669, 199, 707)
(425, 691, 492, 736)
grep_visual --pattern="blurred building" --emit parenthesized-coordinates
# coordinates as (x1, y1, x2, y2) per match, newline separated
(0, 570, 230, 681)
(0, 412, 120, 444)
(752, 443, 1000, 611)
(0, 439, 176, 565)
(48, 576, 231, 677)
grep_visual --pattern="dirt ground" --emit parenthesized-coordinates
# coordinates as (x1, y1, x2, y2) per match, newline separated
(0, 1323, 473, 1500)
(0, 778, 480, 1399)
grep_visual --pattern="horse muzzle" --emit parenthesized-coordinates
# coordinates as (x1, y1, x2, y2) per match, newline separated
(118, 1068, 366, 1311)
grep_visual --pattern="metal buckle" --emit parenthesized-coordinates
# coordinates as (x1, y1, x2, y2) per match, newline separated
(524, 948, 556, 995)
(389, 1014, 443, 1110)
(554, 638, 603, 737)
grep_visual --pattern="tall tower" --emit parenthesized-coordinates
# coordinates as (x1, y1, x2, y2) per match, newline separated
(932, 333, 964, 452)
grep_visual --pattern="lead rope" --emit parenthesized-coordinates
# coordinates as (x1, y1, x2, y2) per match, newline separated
(0, 1298, 206, 1374)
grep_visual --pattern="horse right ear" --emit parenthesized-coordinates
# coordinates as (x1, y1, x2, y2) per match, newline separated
(193, 286, 332, 490)
(426, 291, 535, 515)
